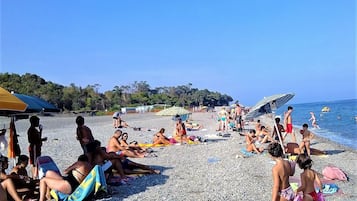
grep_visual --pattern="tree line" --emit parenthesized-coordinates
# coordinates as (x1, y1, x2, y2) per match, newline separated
(0, 73, 234, 112)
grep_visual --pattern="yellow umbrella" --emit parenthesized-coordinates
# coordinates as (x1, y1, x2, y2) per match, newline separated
(0, 87, 27, 112)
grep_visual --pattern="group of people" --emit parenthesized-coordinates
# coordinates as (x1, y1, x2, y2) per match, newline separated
(1, 114, 161, 201)
(216, 104, 244, 132)
(268, 142, 323, 201)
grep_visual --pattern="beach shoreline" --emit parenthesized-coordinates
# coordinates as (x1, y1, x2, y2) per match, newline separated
(3, 112, 356, 200)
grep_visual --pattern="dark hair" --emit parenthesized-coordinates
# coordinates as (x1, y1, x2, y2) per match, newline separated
(303, 123, 308, 128)
(275, 117, 280, 122)
(249, 129, 256, 134)
(29, 116, 39, 125)
(296, 154, 313, 169)
(159, 128, 165, 133)
(268, 142, 284, 158)
(17, 155, 29, 165)
(76, 116, 84, 126)
(78, 154, 88, 162)
(288, 106, 293, 110)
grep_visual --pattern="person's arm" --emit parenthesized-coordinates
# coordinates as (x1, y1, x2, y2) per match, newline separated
(64, 161, 79, 175)
(296, 173, 306, 193)
(314, 170, 323, 192)
(309, 131, 314, 140)
(271, 167, 280, 201)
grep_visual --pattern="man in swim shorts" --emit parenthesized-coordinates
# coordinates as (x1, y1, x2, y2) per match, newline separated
(284, 106, 296, 142)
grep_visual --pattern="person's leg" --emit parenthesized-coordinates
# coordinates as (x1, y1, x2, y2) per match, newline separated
(111, 159, 127, 179)
(0, 185, 7, 201)
(1, 179, 22, 201)
(305, 141, 311, 156)
(39, 178, 71, 201)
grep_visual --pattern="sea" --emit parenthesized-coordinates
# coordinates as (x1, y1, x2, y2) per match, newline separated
(274, 99, 357, 150)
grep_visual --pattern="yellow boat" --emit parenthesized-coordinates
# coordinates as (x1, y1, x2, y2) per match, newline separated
(321, 106, 330, 112)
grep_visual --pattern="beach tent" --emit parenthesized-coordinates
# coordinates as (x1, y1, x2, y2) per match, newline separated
(14, 93, 60, 113)
(245, 93, 295, 154)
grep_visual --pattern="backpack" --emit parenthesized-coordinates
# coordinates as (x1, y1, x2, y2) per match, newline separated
(322, 165, 348, 181)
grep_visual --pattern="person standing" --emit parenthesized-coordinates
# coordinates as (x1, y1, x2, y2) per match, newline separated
(27, 116, 47, 179)
(76, 116, 95, 154)
(284, 106, 296, 142)
(268, 142, 295, 201)
(235, 104, 243, 132)
(112, 111, 121, 128)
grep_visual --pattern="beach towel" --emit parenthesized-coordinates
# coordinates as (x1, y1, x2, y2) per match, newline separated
(322, 165, 348, 181)
(239, 148, 256, 157)
(50, 165, 108, 201)
(37, 156, 61, 179)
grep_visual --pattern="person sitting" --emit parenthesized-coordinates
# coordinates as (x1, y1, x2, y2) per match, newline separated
(10, 155, 39, 199)
(0, 155, 23, 201)
(245, 130, 264, 154)
(116, 116, 130, 128)
(119, 132, 146, 153)
(86, 140, 128, 181)
(39, 154, 92, 201)
(257, 126, 274, 144)
(107, 130, 146, 158)
(153, 128, 171, 146)
(174, 118, 189, 143)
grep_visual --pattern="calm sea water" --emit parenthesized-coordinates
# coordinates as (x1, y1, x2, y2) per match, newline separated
(275, 99, 357, 150)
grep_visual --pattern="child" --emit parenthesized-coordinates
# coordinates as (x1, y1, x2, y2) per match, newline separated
(295, 154, 323, 201)
(268, 142, 295, 201)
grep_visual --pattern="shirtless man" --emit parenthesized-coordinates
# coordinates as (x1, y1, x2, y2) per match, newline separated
(268, 142, 295, 201)
(298, 124, 314, 156)
(284, 106, 296, 142)
(235, 104, 243, 131)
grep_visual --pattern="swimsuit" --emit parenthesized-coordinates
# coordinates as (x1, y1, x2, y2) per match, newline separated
(308, 191, 318, 201)
(280, 186, 295, 201)
(63, 172, 80, 192)
(286, 124, 293, 133)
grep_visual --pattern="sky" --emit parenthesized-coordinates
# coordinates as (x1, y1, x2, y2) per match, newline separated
(1, 0, 356, 106)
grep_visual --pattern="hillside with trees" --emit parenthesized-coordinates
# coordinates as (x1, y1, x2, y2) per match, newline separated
(0, 73, 233, 112)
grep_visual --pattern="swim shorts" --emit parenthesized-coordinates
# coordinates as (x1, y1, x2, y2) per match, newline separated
(286, 124, 293, 133)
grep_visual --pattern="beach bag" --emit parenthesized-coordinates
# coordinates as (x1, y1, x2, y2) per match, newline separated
(322, 165, 348, 181)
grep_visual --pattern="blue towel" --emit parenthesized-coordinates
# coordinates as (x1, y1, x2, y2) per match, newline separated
(240, 148, 256, 157)
(51, 165, 108, 201)
(322, 183, 339, 194)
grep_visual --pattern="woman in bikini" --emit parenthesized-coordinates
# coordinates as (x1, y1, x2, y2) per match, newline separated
(268, 142, 295, 201)
(153, 128, 171, 145)
(295, 154, 323, 201)
(39, 154, 92, 201)
(119, 132, 146, 153)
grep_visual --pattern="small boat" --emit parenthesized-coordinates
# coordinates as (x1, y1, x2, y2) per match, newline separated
(321, 106, 330, 112)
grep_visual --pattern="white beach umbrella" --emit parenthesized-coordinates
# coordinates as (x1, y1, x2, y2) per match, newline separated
(244, 93, 295, 154)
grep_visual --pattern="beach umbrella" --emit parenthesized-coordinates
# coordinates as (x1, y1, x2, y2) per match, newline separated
(7, 117, 21, 159)
(14, 93, 60, 113)
(155, 106, 191, 116)
(0, 87, 27, 115)
(245, 93, 295, 154)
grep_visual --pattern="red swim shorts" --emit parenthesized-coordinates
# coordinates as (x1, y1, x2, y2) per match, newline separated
(286, 124, 293, 133)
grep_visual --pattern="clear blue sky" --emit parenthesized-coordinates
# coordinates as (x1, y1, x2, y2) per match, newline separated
(1, 0, 356, 105)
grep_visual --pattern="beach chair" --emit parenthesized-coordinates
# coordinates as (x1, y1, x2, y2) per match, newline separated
(50, 165, 108, 201)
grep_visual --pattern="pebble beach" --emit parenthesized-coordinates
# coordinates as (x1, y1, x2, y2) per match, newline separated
(5, 112, 357, 201)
